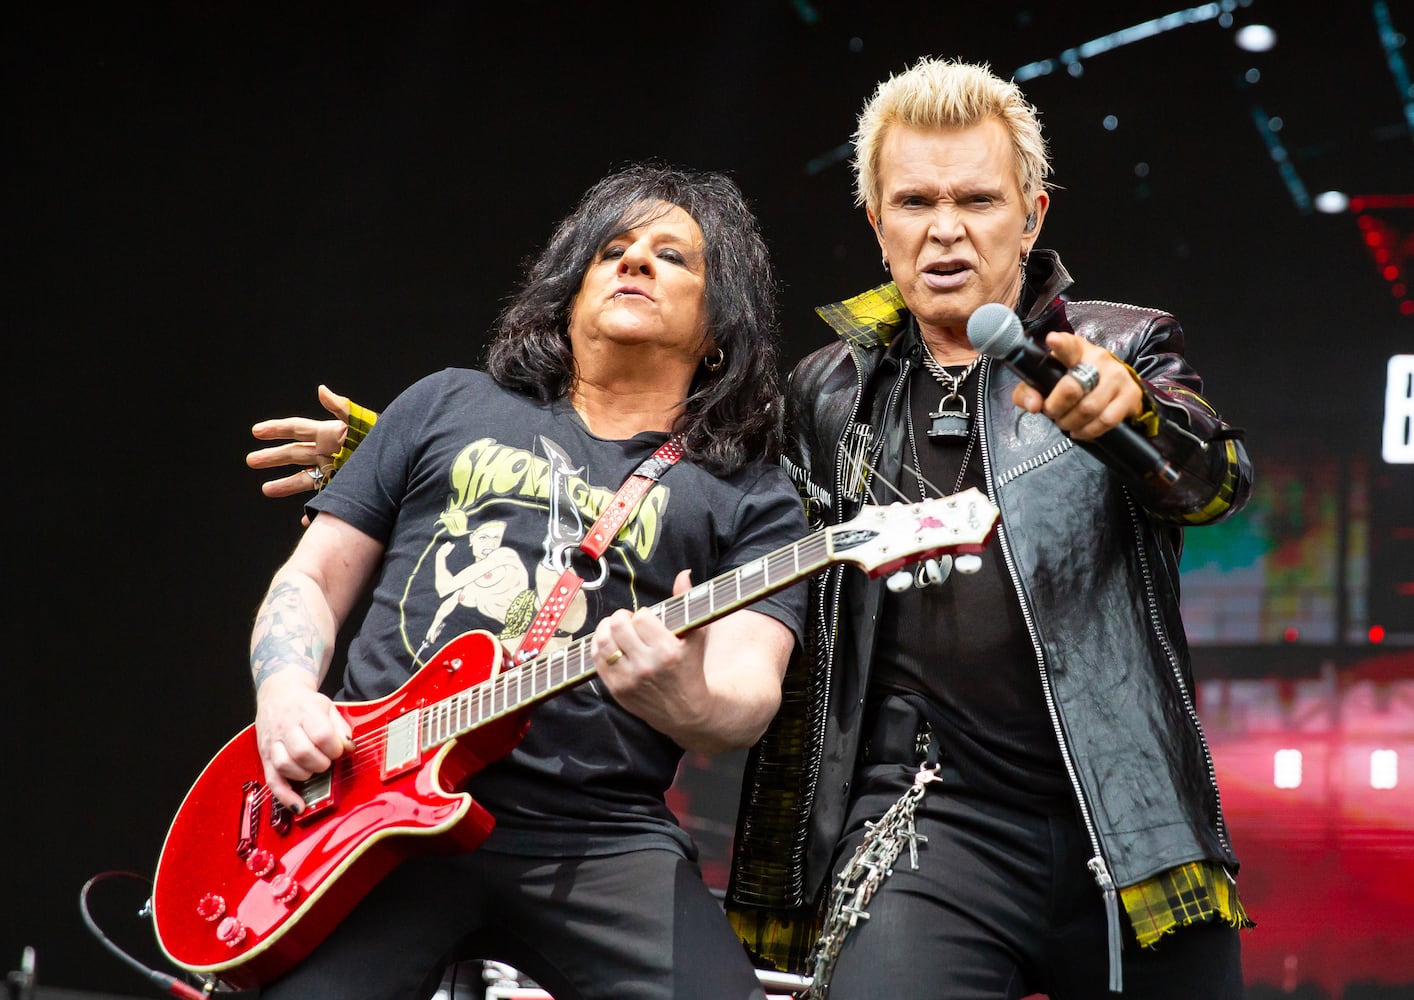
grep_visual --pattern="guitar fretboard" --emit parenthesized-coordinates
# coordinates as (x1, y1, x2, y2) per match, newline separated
(418, 530, 835, 750)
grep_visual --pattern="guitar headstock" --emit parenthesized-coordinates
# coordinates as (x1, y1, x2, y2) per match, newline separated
(825, 487, 1000, 578)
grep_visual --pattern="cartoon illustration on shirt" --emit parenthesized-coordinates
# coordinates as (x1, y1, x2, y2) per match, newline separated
(421, 521, 530, 652)
(404, 434, 665, 666)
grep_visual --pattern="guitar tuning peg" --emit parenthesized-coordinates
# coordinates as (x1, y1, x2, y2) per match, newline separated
(919, 556, 952, 586)
(955, 554, 983, 575)
(886, 570, 914, 592)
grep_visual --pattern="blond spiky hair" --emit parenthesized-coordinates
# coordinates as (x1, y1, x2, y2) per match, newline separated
(853, 56, 1052, 215)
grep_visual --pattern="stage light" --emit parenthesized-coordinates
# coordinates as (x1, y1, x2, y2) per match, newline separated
(1314, 191, 1350, 214)
(1235, 24, 1277, 52)
(1371, 749, 1398, 789)
(1274, 748, 1303, 788)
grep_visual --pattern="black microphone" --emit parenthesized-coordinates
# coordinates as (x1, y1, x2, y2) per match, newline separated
(967, 302, 1179, 488)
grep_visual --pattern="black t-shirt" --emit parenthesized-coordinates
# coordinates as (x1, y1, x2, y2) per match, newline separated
(871, 353, 1071, 810)
(308, 368, 807, 857)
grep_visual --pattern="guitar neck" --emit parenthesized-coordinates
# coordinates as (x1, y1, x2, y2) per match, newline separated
(417, 488, 999, 754)
(420, 530, 833, 751)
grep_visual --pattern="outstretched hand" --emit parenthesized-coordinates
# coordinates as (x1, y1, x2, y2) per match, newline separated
(1009, 331, 1142, 442)
(248, 384, 352, 499)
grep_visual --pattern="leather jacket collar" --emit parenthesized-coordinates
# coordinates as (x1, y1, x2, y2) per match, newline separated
(813, 249, 1074, 351)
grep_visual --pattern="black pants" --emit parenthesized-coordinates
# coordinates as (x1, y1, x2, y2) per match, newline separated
(258, 846, 766, 1000)
(824, 761, 1245, 1000)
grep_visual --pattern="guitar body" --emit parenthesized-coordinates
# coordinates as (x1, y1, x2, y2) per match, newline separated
(152, 630, 527, 989)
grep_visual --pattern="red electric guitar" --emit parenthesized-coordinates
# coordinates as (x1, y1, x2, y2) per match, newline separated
(151, 489, 999, 989)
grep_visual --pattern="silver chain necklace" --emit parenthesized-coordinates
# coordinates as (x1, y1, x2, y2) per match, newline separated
(920, 340, 980, 440)
(905, 377, 978, 501)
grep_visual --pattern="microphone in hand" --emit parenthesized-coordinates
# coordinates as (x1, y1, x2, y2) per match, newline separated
(966, 302, 1178, 488)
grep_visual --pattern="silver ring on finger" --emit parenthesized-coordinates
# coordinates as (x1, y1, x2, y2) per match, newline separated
(1067, 361, 1100, 395)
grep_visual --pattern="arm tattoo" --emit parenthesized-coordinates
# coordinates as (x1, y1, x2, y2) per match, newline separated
(250, 580, 328, 691)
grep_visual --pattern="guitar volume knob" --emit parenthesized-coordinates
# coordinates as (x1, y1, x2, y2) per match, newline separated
(270, 872, 300, 906)
(195, 893, 226, 922)
(216, 916, 247, 947)
(244, 848, 276, 877)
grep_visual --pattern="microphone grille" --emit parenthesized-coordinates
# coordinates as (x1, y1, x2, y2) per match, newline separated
(966, 303, 1024, 358)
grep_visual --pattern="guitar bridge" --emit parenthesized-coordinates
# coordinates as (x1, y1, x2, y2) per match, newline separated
(236, 781, 261, 857)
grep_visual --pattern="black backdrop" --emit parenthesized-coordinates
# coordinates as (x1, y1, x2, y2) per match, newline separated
(7, 2, 1412, 993)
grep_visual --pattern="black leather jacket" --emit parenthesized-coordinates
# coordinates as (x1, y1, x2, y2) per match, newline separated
(729, 252, 1253, 947)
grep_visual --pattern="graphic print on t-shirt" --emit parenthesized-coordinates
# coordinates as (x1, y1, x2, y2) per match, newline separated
(404, 434, 668, 666)
(422, 519, 530, 650)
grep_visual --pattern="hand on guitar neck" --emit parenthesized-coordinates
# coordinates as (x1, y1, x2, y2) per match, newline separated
(593, 567, 785, 754)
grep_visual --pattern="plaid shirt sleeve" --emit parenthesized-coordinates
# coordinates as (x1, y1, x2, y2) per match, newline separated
(814, 282, 910, 348)
(1121, 861, 1255, 947)
(329, 397, 379, 473)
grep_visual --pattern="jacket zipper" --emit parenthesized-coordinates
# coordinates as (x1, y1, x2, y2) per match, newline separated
(795, 343, 873, 905)
(974, 361, 1126, 992)
(816, 349, 909, 843)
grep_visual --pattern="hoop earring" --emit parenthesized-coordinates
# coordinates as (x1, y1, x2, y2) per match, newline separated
(882, 257, 890, 272)
(703, 347, 725, 371)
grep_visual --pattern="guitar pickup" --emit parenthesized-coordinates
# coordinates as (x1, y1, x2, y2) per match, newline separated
(291, 768, 335, 823)
(383, 709, 421, 779)
(261, 767, 336, 835)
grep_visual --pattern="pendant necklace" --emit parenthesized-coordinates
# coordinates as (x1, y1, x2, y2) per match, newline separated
(902, 371, 980, 589)
(921, 340, 980, 440)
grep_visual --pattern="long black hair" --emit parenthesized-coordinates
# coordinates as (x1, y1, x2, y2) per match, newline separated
(485, 163, 783, 476)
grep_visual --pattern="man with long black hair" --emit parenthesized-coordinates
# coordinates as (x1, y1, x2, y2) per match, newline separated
(245, 164, 805, 1000)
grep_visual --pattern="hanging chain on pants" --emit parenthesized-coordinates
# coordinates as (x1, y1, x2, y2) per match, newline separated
(806, 763, 940, 997)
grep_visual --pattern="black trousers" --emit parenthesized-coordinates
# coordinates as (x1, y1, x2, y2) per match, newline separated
(258, 846, 766, 1000)
(824, 761, 1246, 1000)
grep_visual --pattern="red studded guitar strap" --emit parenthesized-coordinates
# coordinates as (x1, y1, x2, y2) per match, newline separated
(510, 434, 686, 663)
